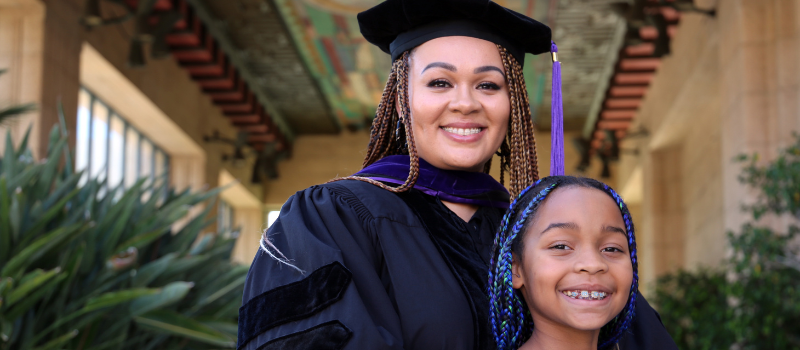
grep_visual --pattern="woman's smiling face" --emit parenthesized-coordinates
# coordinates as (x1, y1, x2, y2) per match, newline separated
(406, 36, 510, 172)
(511, 186, 633, 332)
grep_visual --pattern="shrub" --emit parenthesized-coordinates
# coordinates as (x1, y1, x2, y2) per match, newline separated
(0, 109, 247, 349)
(654, 135, 800, 350)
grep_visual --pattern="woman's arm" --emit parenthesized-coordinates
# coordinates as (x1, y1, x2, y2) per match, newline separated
(617, 295, 679, 350)
(238, 185, 403, 350)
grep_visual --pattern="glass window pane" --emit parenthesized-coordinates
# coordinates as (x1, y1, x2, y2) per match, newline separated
(154, 149, 165, 183)
(90, 100, 108, 180)
(139, 139, 153, 183)
(77, 87, 171, 195)
(267, 211, 280, 228)
(76, 89, 92, 184)
(108, 114, 125, 189)
(124, 128, 139, 188)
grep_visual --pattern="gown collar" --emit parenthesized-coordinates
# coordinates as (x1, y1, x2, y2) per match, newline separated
(354, 155, 510, 208)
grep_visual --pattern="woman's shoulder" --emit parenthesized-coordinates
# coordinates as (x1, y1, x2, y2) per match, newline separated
(292, 179, 418, 224)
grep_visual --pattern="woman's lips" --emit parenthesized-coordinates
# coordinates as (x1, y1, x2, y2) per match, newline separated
(439, 125, 486, 142)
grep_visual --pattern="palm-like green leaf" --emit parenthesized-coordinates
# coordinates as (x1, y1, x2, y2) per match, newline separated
(1, 103, 248, 350)
(134, 310, 235, 347)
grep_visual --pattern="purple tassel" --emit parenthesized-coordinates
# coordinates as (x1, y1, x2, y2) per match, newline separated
(550, 41, 565, 176)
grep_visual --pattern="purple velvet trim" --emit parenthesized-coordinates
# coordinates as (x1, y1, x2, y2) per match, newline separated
(550, 41, 565, 176)
(355, 155, 510, 208)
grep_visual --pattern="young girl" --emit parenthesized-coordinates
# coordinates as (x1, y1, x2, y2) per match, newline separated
(489, 176, 638, 350)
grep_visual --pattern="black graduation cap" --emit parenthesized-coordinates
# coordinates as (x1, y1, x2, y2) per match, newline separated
(357, 0, 552, 65)
(358, 0, 566, 176)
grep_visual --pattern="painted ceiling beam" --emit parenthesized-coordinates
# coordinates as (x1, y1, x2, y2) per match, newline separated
(184, 0, 295, 142)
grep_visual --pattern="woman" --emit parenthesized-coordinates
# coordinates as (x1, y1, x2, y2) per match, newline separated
(238, 1, 676, 349)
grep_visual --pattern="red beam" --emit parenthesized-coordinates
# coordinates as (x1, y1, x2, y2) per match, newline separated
(242, 124, 269, 134)
(625, 43, 655, 57)
(639, 26, 658, 40)
(166, 32, 201, 47)
(219, 93, 255, 114)
(597, 120, 632, 130)
(228, 114, 260, 124)
(601, 110, 637, 120)
(660, 6, 681, 21)
(610, 86, 648, 97)
(605, 98, 641, 109)
(614, 72, 654, 85)
(620, 58, 661, 71)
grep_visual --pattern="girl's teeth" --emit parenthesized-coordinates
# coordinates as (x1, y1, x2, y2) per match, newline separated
(562, 290, 607, 300)
(442, 127, 482, 136)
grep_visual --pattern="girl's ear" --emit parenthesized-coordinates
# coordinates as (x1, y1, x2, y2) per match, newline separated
(511, 253, 525, 289)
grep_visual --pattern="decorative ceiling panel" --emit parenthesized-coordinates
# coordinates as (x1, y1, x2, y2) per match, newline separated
(199, 0, 340, 134)
(272, 0, 624, 131)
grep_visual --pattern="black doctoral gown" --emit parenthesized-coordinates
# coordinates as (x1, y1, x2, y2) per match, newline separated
(237, 180, 678, 350)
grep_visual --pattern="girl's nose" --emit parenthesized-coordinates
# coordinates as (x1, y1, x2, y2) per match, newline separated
(574, 249, 609, 275)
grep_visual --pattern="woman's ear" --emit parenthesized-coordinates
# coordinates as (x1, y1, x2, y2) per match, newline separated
(395, 93, 401, 116)
(511, 252, 525, 289)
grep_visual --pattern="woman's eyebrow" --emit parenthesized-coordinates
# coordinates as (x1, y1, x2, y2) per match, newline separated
(422, 62, 457, 73)
(540, 222, 579, 235)
(474, 65, 503, 75)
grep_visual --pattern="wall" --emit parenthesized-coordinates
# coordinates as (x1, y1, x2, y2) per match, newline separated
(0, 0, 268, 258)
(614, 0, 800, 297)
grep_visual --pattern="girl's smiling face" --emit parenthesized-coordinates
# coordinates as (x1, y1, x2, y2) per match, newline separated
(511, 186, 633, 333)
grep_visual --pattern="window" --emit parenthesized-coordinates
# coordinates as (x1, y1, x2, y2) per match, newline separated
(218, 200, 235, 234)
(76, 87, 170, 190)
(267, 210, 280, 228)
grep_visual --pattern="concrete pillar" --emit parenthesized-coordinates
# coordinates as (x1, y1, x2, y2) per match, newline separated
(718, 0, 800, 232)
(0, 0, 45, 157)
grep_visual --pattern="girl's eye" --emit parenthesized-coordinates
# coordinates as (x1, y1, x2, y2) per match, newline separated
(427, 79, 451, 88)
(550, 244, 572, 250)
(477, 82, 501, 90)
(602, 247, 624, 253)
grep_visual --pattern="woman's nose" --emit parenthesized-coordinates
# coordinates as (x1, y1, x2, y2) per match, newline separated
(574, 250, 609, 275)
(449, 85, 480, 115)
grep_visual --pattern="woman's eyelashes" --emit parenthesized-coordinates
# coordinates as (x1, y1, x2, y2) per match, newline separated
(427, 79, 451, 88)
(477, 82, 501, 90)
(425, 79, 503, 90)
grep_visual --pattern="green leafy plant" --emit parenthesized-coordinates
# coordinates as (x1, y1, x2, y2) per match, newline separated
(655, 135, 800, 350)
(0, 69, 36, 126)
(0, 107, 247, 349)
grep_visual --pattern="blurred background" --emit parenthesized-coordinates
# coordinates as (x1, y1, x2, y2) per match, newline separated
(1, 0, 798, 349)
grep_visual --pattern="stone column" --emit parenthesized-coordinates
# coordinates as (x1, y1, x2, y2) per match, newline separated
(0, 0, 44, 157)
(717, 0, 800, 232)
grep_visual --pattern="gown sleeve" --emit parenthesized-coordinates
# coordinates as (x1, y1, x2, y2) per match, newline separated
(619, 295, 679, 350)
(237, 184, 403, 350)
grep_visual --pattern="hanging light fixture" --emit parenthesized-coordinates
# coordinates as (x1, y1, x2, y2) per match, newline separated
(128, 39, 147, 68)
(82, 0, 104, 27)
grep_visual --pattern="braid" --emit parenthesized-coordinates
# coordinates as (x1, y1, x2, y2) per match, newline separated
(327, 52, 420, 193)
(488, 176, 639, 350)
(489, 181, 556, 349)
(496, 46, 539, 198)
(597, 184, 639, 349)
(329, 46, 539, 200)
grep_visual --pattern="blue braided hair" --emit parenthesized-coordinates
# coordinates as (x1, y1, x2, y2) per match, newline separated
(488, 176, 639, 350)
